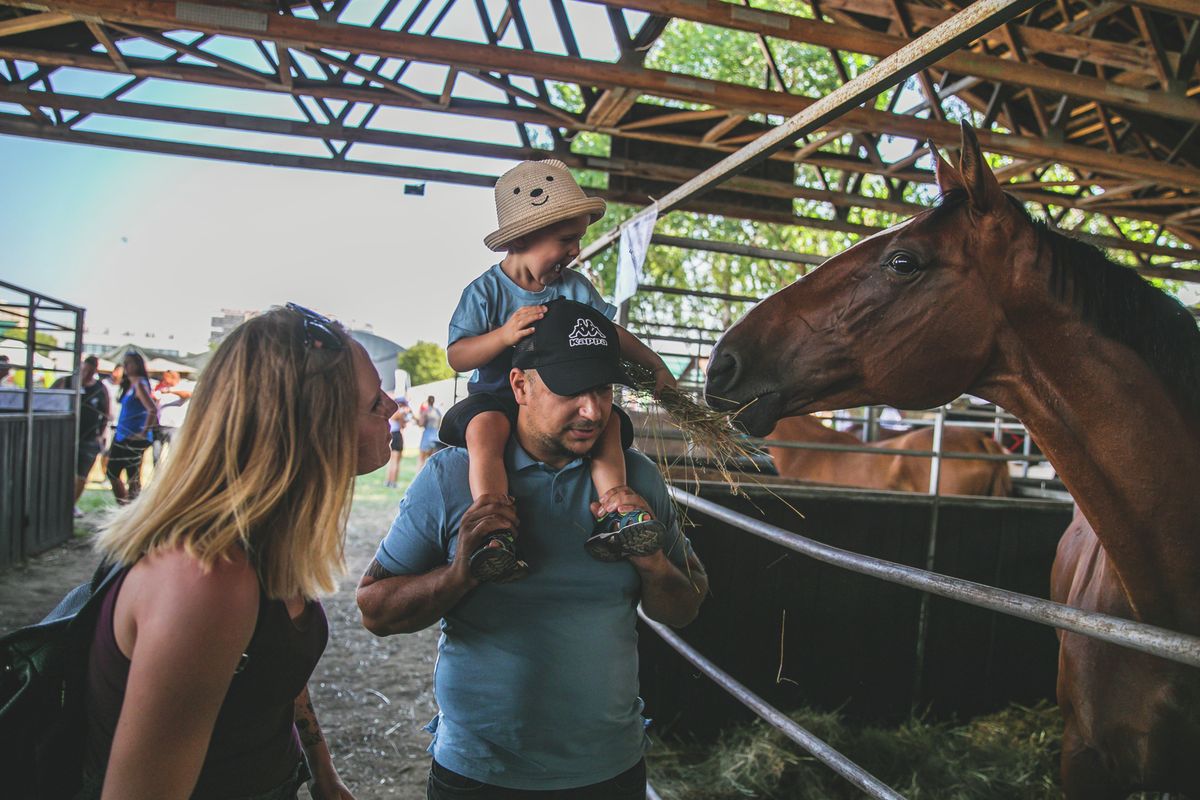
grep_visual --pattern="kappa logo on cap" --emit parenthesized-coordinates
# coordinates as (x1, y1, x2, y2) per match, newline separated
(568, 318, 608, 348)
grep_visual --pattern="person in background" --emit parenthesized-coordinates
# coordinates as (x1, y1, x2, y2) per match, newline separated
(72, 356, 110, 517)
(0, 354, 17, 387)
(99, 363, 124, 478)
(78, 303, 391, 800)
(106, 353, 156, 505)
(417, 395, 442, 470)
(151, 370, 195, 466)
(385, 397, 411, 489)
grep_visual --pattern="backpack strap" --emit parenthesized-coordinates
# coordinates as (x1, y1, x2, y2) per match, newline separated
(38, 561, 125, 628)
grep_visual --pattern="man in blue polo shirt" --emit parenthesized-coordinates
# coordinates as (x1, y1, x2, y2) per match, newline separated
(357, 299, 708, 799)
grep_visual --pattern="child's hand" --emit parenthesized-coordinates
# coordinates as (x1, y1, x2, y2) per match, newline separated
(652, 365, 677, 398)
(590, 485, 652, 519)
(500, 305, 547, 346)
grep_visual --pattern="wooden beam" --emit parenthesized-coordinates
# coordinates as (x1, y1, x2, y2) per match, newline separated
(620, 109, 727, 131)
(576, 0, 1059, 263)
(1, 10, 1195, 192)
(1176, 18, 1198, 82)
(298, 46, 437, 107)
(82, 19, 129, 73)
(701, 113, 747, 144)
(275, 41, 292, 90)
(1131, 6, 1178, 91)
(651, 234, 827, 265)
(0, 10, 71, 37)
(461, 68, 579, 127)
(4, 85, 1190, 262)
(801, 0, 1165, 75)
(593, 0, 1200, 125)
(1127, 1, 1200, 19)
(10, 0, 1198, 132)
(105, 21, 277, 86)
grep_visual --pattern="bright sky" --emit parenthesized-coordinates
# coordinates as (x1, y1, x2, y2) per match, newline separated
(0, 133, 507, 352)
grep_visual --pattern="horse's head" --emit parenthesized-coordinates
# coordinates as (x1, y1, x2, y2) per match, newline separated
(707, 122, 1035, 436)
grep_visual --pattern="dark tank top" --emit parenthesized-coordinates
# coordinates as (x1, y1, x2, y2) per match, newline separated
(82, 567, 328, 798)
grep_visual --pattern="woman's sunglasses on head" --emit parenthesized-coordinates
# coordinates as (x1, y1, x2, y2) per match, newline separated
(286, 302, 345, 351)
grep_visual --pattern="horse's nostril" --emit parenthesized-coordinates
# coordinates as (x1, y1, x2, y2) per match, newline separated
(705, 349, 742, 406)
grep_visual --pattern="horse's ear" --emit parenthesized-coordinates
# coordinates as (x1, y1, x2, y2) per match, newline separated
(929, 140, 964, 196)
(958, 121, 1005, 213)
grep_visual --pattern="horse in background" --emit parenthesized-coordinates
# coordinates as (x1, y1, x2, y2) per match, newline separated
(766, 415, 1011, 496)
(705, 122, 1200, 798)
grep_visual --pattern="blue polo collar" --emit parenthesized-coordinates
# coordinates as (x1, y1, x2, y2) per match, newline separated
(505, 436, 586, 475)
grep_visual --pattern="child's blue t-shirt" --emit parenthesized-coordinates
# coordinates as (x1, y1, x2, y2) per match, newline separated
(448, 264, 617, 395)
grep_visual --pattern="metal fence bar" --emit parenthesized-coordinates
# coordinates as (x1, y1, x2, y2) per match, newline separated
(638, 610, 906, 800)
(668, 487, 1200, 668)
(746, 437, 1052, 463)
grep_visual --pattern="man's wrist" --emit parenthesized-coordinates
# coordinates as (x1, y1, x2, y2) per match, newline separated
(444, 557, 480, 596)
(628, 548, 671, 574)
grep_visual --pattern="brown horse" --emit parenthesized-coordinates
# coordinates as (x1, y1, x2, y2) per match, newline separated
(766, 415, 1011, 496)
(705, 122, 1200, 798)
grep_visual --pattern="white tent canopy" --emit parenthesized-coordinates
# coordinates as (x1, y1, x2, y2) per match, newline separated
(144, 357, 197, 375)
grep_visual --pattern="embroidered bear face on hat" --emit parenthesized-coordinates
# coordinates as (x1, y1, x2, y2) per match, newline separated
(483, 159, 607, 252)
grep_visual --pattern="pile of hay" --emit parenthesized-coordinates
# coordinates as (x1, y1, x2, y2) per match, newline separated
(646, 703, 1064, 799)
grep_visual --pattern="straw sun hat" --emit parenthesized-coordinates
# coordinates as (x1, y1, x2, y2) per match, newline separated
(483, 159, 607, 251)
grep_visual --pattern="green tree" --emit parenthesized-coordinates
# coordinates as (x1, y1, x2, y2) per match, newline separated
(398, 341, 455, 386)
(549, 14, 1195, 326)
(3, 327, 59, 355)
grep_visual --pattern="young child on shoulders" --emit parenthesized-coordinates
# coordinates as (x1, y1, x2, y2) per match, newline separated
(440, 158, 676, 583)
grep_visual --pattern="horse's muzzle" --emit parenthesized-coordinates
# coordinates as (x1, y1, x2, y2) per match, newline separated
(704, 347, 742, 411)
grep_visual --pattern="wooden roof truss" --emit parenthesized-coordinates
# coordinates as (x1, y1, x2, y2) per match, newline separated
(0, 0, 1196, 277)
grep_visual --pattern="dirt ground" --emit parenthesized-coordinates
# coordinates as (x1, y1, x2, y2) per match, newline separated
(0, 456, 438, 799)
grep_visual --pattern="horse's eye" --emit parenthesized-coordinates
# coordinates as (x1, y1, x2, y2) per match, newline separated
(886, 252, 920, 276)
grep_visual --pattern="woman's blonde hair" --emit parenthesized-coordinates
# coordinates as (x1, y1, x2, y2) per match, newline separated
(96, 306, 359, 599)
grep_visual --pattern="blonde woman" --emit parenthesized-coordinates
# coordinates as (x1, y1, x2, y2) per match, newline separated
(78, 304, 396, 800)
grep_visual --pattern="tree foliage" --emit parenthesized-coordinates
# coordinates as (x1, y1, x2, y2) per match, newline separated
(2, 327, 59, 355)
(546, 14, 1196, 333)
(397, 340, 455, 387)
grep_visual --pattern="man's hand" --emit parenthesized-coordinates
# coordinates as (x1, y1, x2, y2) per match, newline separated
(499, 305, 547, 347)
(453, 494, 520, 581)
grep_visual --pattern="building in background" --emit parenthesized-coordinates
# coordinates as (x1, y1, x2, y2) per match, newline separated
(209, 309, 257, 345)
(349, 329, 406, 394)
(83, 326, 183, 358)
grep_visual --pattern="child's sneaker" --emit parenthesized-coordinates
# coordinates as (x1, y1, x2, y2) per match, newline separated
(468, 530, 529, 583)
(585, 510, 664, 562)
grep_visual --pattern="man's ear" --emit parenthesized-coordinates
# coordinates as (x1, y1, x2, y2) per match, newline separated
(507, 236, 528, 253)
(510, 368, 530, 404)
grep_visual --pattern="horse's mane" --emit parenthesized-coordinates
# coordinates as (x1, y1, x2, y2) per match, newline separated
(936, 189, 1200, 419)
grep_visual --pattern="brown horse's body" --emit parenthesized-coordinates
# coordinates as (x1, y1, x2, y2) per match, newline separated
(705, 123, 1200, 798)
(766, 415, 1011, 496)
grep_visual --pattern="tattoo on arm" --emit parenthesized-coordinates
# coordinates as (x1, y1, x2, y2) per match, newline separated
(294, 687, 324, 750)
(363, 558, 396, 580)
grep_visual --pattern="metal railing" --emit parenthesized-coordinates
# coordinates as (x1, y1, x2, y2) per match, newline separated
(0, 280, 85, 565)
(640, 609, 905, 800)
(645, 486, 1200, 799)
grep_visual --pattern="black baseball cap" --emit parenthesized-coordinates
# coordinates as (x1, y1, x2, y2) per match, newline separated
(512, 299, 632, 396)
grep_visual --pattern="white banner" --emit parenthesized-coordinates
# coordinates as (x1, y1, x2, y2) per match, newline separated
(613, 207, 658, 306)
